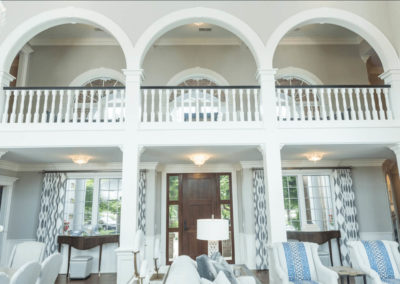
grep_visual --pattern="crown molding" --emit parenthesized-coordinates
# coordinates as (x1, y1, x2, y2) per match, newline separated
(239, 161, 262, 169)
(0, 160, 19, 172)
(29, 38, 118, 46)
(139, 162, 159, 170)
(282, 159, 386, 168)
(279, 36, 363, 46)
(154, 37, 242, 46)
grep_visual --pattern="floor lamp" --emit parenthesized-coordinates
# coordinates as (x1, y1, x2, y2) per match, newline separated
(197, 218, 229, 256)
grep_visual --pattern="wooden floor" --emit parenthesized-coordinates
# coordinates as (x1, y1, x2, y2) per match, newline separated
(56, 271, 269, 284)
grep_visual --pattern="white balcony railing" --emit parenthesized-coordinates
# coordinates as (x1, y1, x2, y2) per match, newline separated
(1, 87, 125, 124)
(276, 85, 393, 122)
(140, 87, 261, 123)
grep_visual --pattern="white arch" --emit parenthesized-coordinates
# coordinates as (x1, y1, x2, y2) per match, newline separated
(70, 67, 126, 86)
(132, 7, 266, 70)
(265, 7, 400, 71)
(275, 66, 323, 85)
(0, 6, 135, 74)
(167, 67, 230, 86)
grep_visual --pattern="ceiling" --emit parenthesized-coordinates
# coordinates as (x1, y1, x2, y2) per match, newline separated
(0, 147, 122, 164)
(141, 145, 261, 164)
(281, 144, 395, 161)
(28, 23, 361, 46)
(0, 144, 394, 166)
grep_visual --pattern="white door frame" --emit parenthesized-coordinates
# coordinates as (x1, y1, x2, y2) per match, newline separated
(0, 175, 18, 266)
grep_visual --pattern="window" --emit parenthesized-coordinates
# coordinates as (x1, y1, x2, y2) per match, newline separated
(283, 171, 336, 231)
(218, 174, 234, 261)
(63, 173, 122, 235)
(167, 175, 180, 262)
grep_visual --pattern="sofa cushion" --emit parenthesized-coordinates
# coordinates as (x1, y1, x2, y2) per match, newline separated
(166, 255, 200, 284)
(200, 272, 231, 284)
(197, 254, 218, 281)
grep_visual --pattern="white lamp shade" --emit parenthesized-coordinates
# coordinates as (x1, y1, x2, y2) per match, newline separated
(197, 219, 229, 241)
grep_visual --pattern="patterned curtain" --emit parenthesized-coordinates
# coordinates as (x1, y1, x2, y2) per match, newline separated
(137, 170, 147, 232)
(36, 172, 67, 257)
(333, 169, 360, 265)
(252, 169, 268, 269)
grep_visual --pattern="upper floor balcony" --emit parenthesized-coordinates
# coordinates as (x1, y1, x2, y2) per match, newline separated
(0, 84, 394, 131)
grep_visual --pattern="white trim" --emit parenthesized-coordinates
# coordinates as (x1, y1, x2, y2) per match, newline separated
(265, 7, 400, 71)
(279, 36, 363, 46)
(359, 231, 394, 241)
(167, 67, 229, 86)
(69, 67, 126, 86)
(275, 66, 323, 85)
(132, 7, 266, 69)
(29, 37, 118, 46)
(0, 6, 135, 73)
(154, 37, 242, 46)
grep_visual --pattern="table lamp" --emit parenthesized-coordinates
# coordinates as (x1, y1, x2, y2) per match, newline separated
(197, 218, 229, 256)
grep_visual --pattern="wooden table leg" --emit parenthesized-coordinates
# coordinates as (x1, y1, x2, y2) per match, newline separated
(340, 276, 344, 284)
(98, 244, 103, 276)
(363, 275, 367, 284)
(67, 245, 71, 278)
(58, 243, 61, 253)
(337, 237, 343, 266)
(328, 239, 333, 266)
(346, 276, 350, 284)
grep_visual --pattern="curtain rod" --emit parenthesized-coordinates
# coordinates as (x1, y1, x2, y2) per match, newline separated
(41, 170, 122, 174)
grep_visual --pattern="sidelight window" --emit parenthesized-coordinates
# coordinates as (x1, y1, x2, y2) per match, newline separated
(167, 174, 180, 262)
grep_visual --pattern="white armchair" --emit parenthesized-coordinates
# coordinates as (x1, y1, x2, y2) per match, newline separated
(349, 240, 400, 284)
(36, 253, 62, 284)
(0, 272, 9, 284)
(268, 242, 338, 284)
(10, 261, 41, 284)
(8, 241, 45, 270)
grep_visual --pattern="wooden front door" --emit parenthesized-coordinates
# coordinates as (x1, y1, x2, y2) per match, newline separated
(166, 173, 234, 264)
(181, 173, 217, 259)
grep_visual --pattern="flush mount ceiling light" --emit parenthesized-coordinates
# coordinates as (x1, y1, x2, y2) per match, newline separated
(189, 154, 211, 167)
(193, 22, 204, 27)
(305, 152, 324, 162)
(70, 155, 91, 165)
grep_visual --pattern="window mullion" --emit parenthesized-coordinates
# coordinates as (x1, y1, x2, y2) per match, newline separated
(92, 177, 100, 230)
(297, 174, 307, 230)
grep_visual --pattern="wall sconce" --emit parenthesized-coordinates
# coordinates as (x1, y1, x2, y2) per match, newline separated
(305, 152, 324, 162)
(70, 155, 91, 165)
(189, 154, 211, 166)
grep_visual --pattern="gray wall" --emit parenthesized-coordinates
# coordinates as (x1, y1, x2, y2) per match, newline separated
(352, 166, 392, 234)
(7, 172, 42, 239)
(25, 43, 369, 87)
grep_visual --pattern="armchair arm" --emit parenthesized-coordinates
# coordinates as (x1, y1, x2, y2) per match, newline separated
(348, 243, 383, 284)
(310, 245, 338, 284)
(268, 245, 289, 284)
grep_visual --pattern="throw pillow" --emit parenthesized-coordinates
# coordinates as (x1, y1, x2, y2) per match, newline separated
(210, 252, 238, 284)
(215, 271, 231, 284)
(197, 254, 218, 281)
(200, 278, 214, 284)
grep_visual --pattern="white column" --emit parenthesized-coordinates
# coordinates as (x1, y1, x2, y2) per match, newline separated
(16, 44, 33, 87)
(257, 68, 278, 130)
(380, 69, 400, 120)
(260, 142, 287, 244)
(0, 71, 15, 122)
(116, 69, 143, 284)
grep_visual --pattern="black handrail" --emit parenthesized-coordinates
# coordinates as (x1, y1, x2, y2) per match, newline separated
(3, 84, 390, 90)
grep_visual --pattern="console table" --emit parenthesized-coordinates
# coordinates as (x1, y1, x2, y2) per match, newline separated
(287, 230, 342, 266)
(58, 234, 119, 277)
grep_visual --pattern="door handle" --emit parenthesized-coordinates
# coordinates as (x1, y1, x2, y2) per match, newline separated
(184, 220, 188, 231)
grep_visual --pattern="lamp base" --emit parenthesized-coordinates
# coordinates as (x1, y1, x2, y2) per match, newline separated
(207, 240, 219, 256)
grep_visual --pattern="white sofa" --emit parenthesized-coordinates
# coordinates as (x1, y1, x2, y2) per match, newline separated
(349, 240, 400, 284)
(268, 242, 338, 284)
(165, 255, 256, 284)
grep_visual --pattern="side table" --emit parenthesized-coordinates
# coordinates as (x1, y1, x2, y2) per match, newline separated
(148, 265, 170, 284)
(330, 266, 366, 284)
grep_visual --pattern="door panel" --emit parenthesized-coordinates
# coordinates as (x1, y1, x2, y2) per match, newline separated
(181, 173, 216, 259)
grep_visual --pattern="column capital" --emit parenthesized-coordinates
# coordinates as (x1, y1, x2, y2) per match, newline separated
(0, 71, 15, 87)
(256, 68, 277, 82)
(20, 44, 34, 55)
(379, 69, 400, 83)
(389, 143, 400, 155)
(123, 69, 144, 83)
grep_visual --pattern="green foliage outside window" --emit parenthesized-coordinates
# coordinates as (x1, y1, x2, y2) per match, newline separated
(220, 175, 230, 200)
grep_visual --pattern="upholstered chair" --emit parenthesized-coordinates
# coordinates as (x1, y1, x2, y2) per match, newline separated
(8, 241, 45, 270)
(9, 261, 41, 284)
(36, 253, 62, 284)
(0, 272, 9, 284)
(349, 240, 400, 284)
(268, 242, 338, 284)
